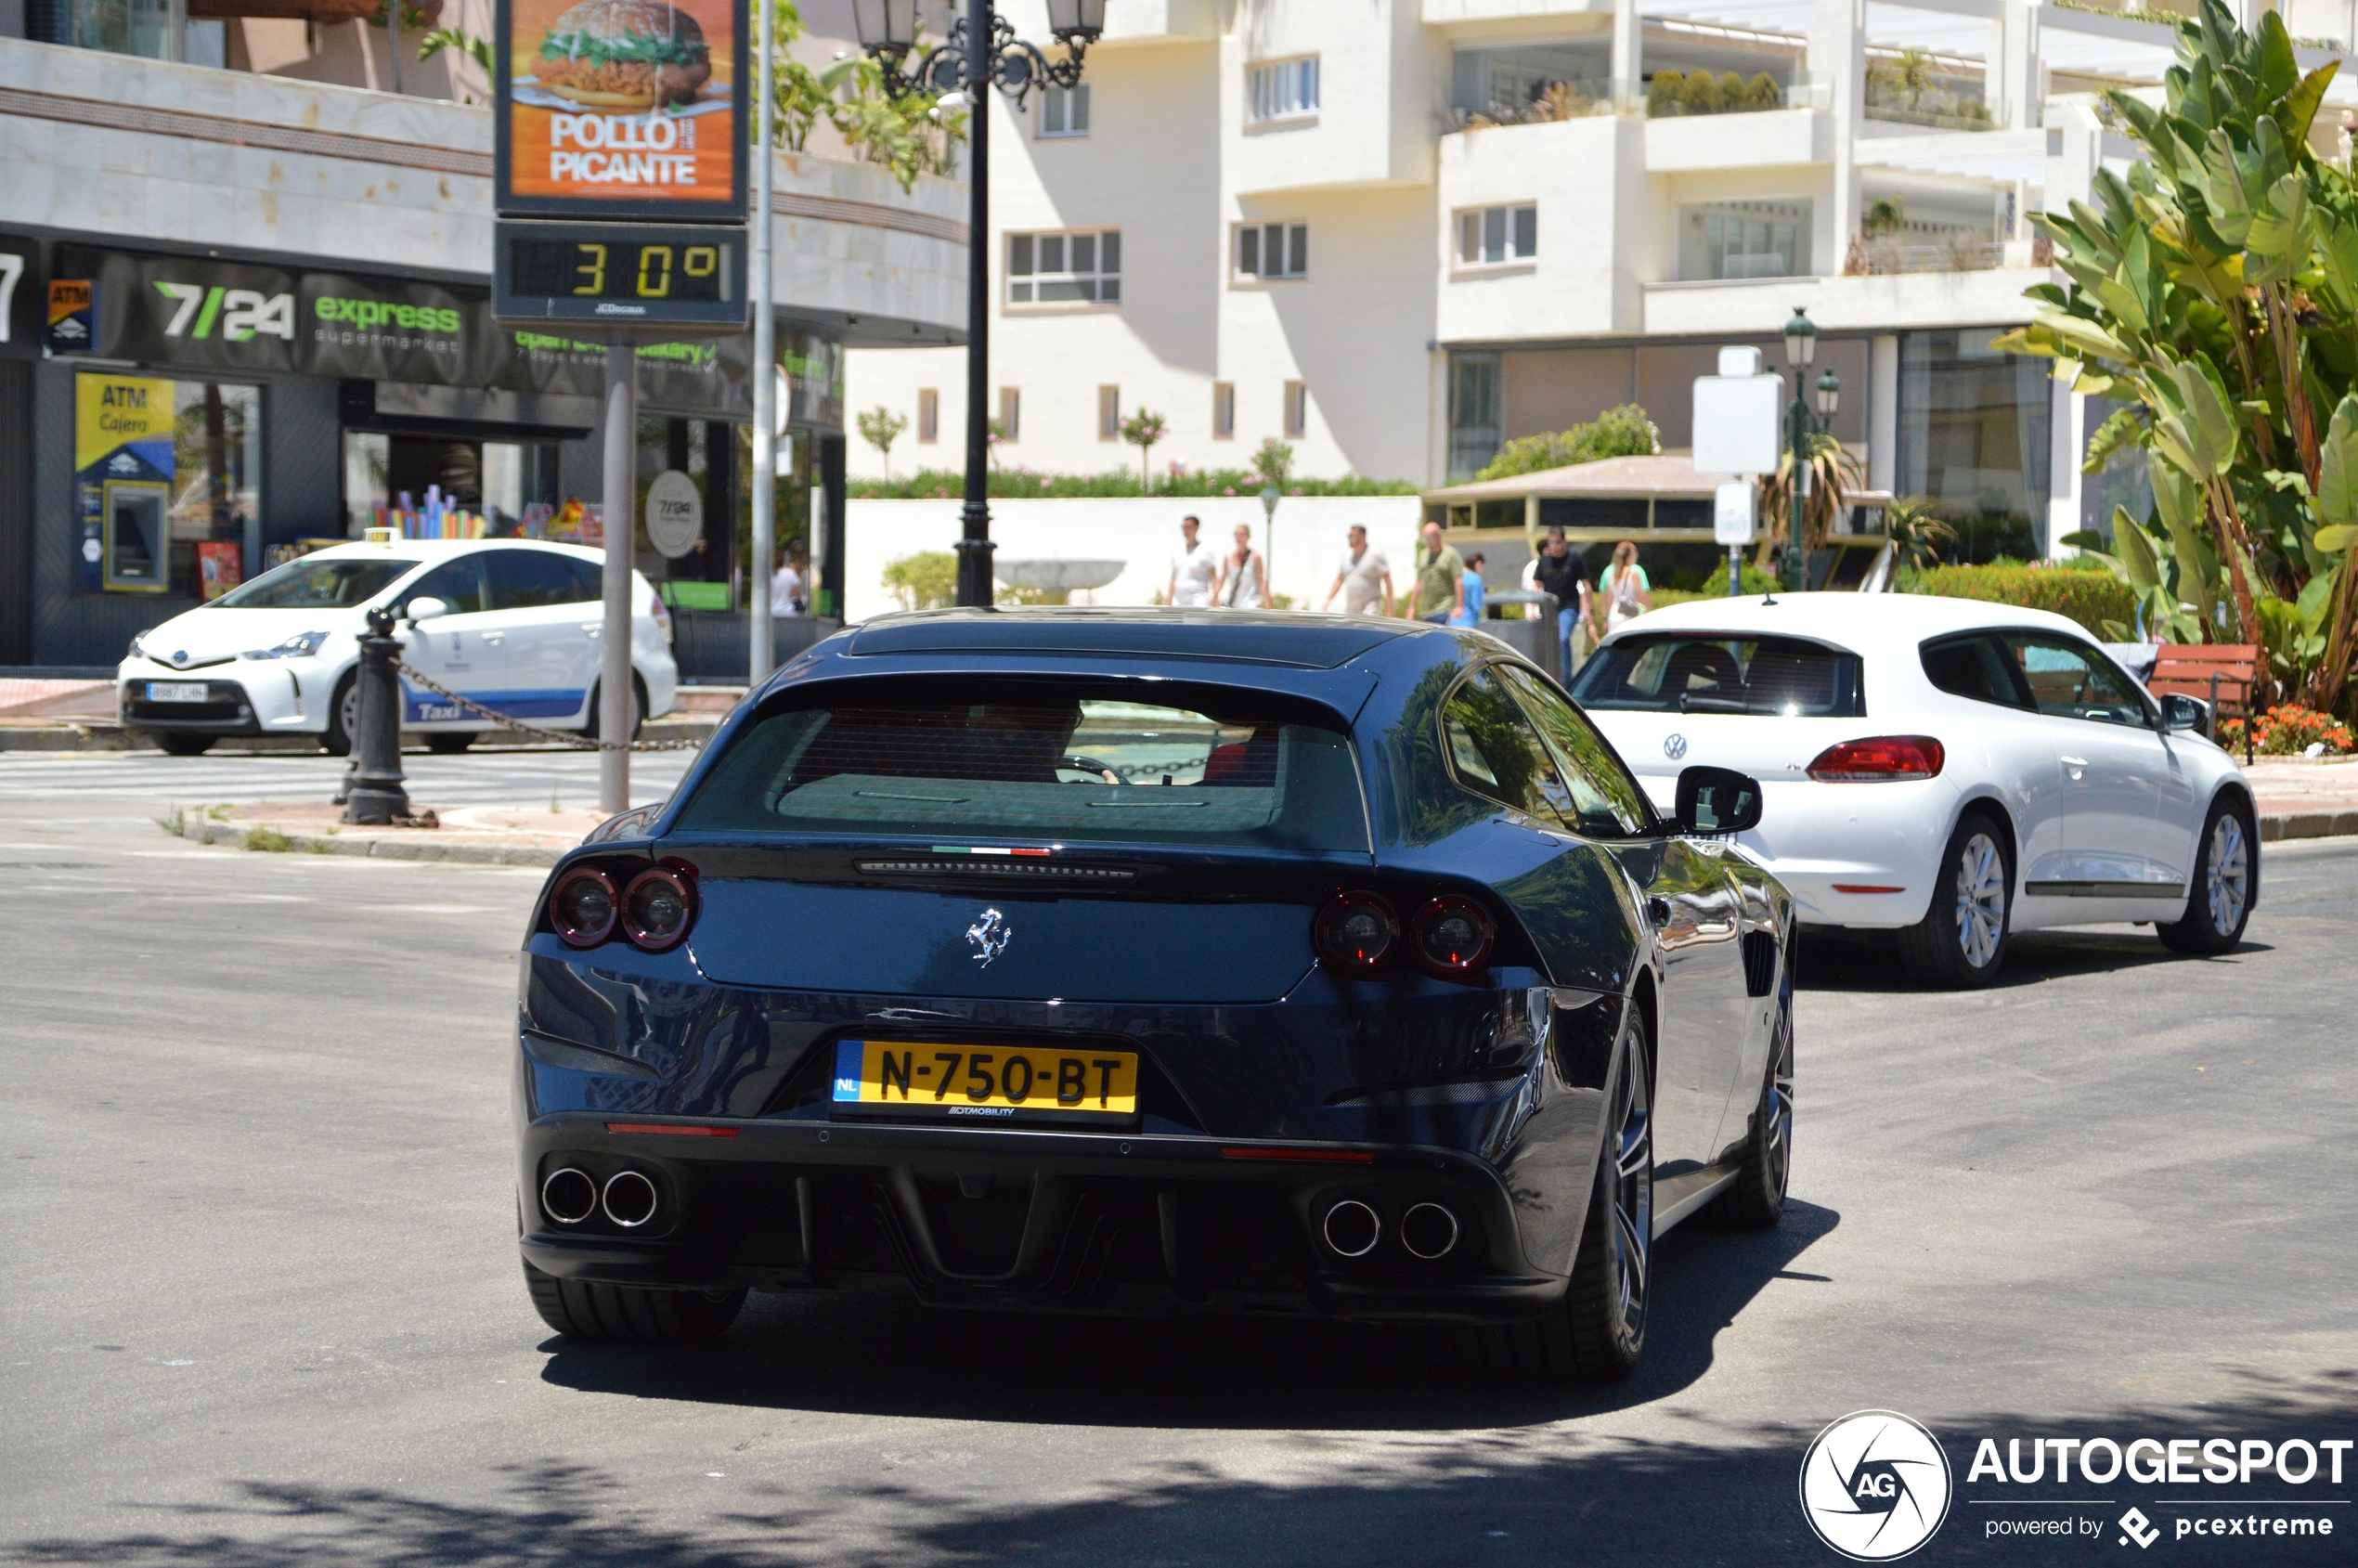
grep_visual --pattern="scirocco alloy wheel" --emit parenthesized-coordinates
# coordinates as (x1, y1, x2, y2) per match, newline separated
(2159, 797, 2256, 956)
(1900, 811, 2012, 989)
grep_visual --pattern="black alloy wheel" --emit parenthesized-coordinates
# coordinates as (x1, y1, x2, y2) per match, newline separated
(1899, 810, 2012, 989)
(2157, 796, 2255, 955)
(321, 672, 359, 757)
(1715, 954, 1794, 1229)
(1467, 1008, 1652, 1382)
(523, 1261, 745, 1342)
(158, 733, 216, 757)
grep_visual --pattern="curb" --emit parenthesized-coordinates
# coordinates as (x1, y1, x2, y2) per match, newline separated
(175, 811, 566, 867)
(2260, 810, 2358, 842)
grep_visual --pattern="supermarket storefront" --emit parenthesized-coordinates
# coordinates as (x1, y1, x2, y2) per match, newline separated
(0, 235, 844, 670)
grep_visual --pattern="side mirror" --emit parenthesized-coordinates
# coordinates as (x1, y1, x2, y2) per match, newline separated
(1675, 765, 1763, 836)
(405, 596, 449, 624)
(2158, 692, 2211, 738)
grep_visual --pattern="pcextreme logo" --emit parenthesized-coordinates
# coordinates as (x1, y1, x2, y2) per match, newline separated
(1800, 1410, 1955, 1562)
(153, 281, 294, 343)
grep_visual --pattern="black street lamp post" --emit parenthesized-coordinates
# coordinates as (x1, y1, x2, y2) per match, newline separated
(1779, 308, 1841, 593)
(856, 0, 1107, 608)
(340, 605, 410, 826)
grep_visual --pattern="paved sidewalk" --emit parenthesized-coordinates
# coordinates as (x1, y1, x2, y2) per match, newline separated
(174, 800, 613, 866)
(2244, 756, 2358, 839)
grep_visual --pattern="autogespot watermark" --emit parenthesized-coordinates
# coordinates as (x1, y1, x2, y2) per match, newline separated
(1800, 1414, 2353, 1555)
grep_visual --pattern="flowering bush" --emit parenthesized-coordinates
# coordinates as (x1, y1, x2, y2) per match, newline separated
(2217, 705, 2356, 756)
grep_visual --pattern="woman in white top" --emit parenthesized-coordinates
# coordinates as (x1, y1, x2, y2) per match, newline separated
(1596, 538, 1652, 634)
(1221, 523, 1267, 610)
(1168, 515, 1220, 607)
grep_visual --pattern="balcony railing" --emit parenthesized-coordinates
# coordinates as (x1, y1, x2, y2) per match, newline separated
(1443, 72, 1830, 131)
(1864, 58, 2002, 131)
(1843, 232, 2050, 275)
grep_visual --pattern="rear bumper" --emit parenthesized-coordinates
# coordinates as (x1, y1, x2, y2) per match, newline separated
(517, 1112, 1568, 1323)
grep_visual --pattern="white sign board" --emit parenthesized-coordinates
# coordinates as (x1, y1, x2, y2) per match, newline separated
(644, 469, 705, 559)
(1714, 481, 1756, 546)
(1692, 370, 1782, 476)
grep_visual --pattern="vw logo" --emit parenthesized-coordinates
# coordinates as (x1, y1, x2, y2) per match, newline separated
(965, 907, 1012, 967)
(1663, 732, 1689, 760)
(1798, 1410, 1953, 1561)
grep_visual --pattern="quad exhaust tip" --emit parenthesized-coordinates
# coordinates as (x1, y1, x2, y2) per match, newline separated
(1322, 1199, 1380, 1258)
(1400, 1201, 1460, 1260)
(602, 1169, 659, 1228)
(541, 1168, 598, 1226)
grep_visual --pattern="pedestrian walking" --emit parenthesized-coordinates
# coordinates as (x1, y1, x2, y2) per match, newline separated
(1449, 551, 1487, 628)
(1412, 520, 1464, 625)
(1596, 538, 1652, 636)
(1167, 515, 1220, 608)
(1321, 524, 1395, 615)
(1221, 523, 1268, 609)
(1532, 525, 1593, 680)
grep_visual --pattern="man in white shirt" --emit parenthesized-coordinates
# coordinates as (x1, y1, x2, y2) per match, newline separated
(771, 550, 806, 617)
(1167, 515, 1220, 608)
(1321, 525, 1394, 616)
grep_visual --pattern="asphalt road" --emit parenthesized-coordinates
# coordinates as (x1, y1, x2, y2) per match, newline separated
(3, 763, 2352, 1567)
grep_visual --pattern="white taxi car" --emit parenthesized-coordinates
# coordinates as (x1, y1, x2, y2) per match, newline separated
(1569, 593, 2256, 987)
(117, 539, 677, 757)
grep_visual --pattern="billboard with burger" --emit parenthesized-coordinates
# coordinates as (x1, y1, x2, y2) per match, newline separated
(495, 0, 745, 221)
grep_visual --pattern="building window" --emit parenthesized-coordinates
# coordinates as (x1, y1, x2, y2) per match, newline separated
(997, 386, 1021, 441)
(1098, 385, 1121, 441)
(74, 372, 262, 598)
(1678, 200, 1813, 281)
(1039, 83, 1091, 136)
(1235, 222, 1308, 280)
(1447, 351, 1502, 483)
(1283, 381, 1309, 439)
(916, 388, 939, 443)
(1248, 56, 1320, 123)
(1455, 203, 1536, 268)
(1212, 382, 1236, 439)
(1898, 329, 2052, 561)
(1006, 229, 1122, 306)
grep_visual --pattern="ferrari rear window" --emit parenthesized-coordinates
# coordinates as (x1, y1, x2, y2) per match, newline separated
(1569, 634, 1866, 717)
(675, 685, 1369, 853)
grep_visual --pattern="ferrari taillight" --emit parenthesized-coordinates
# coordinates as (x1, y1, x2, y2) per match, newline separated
(621, 867, 697, 952)
(551, 867, 618, 948)
(1315, 891, 1399, 975)
(1807, 735, 1946, 783)
(1411, 895, 1496, 978)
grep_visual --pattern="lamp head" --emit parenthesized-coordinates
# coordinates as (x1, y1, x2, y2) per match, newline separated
(1044, 0, 1107, 44)
(1782, 306, 1817, 369)
(1815, 369, 1841, 419)
(1260, 483, 1281, 521)
(850, 0, 919, 58)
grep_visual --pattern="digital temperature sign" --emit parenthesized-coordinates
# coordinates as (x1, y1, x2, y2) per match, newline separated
(492, 221, 746, 327)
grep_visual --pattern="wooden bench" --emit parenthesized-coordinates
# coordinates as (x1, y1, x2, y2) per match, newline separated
(2146, 643, 2261, 761)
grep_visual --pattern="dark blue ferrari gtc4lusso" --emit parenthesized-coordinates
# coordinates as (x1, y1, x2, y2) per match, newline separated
(514, 609, 1794, 1381)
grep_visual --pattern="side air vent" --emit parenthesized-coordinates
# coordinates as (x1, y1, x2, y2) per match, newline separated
(1742, 929, 1779, 998)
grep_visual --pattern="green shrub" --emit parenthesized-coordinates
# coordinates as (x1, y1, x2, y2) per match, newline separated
(1647, 71, 1684, 116)
(1682, 71, 1722, 113)
(849, 466, 1416, 500)
(882, 551, 958, 610)
(1906, 564, 2135, 637)
(1747, 72, 1782, 110)
(1475, 404, 1660, 482)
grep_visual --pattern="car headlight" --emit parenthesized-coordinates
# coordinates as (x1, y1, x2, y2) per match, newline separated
(241, 630, 330, 661)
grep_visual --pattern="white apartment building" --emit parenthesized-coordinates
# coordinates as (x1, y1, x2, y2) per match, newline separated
(846, 0, 2358, 555)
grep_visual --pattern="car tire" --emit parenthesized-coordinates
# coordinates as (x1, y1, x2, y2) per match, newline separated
(158, 733, 215, 757)
(2157, 795, 2256, 955)
(1465, 1009, 1652, 1382)
(1713, 952, 1793, 1231)
(1898, 810, 2012, 989)
(582, 676, 645, 743)
(321, 672, 359, 758)
(522, 1261, 745, 1343)
(424, 732, 476, 755)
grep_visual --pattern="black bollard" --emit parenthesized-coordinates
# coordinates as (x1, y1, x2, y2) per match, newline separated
(341, 605, 410, 825)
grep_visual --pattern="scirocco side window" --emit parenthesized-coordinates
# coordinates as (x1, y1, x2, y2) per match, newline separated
(676, 681, 1369, 854)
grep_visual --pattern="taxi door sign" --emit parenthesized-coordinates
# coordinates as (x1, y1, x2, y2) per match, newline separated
(47, 279, 95, 353)
(494, 0, 748, 222)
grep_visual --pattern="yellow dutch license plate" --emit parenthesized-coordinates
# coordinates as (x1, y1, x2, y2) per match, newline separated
(830, 1040, 1139, 1121)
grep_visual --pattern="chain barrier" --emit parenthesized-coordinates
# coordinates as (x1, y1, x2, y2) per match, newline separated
(393, 661, 703, 752)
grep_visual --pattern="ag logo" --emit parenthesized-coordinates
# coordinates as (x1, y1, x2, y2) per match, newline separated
(965, 907, 1012, 967)
(1664, 732, 1689, 760)
(1798, 1410, 1952, 1561)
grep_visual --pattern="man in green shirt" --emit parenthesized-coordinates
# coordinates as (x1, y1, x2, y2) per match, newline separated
(1413, 520, 1465, 624)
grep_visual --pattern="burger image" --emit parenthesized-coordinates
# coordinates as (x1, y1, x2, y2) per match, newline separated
(534, 0, 712, 112)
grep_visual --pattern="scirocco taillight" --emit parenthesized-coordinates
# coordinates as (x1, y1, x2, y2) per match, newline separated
(1315, 891, 1399, 975)
(551, 867, 618, 948)
(1412, 895, 1496, 978)
(621, 866, 697, 952)
(1807, 735, 1946, 783)
(550, 863, 698, 952)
